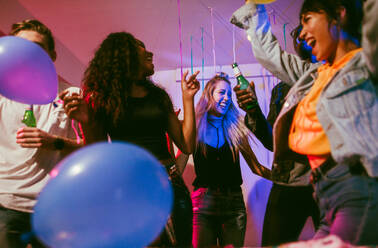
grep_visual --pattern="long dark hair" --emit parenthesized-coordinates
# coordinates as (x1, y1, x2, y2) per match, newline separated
(82, 32, 172, 129)
(300, 0, 363, 44)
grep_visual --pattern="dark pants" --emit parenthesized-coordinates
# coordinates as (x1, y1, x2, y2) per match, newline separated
(170, 180, 193, 247)
(191, 187, 247, 248)
(312, 163, 378, 245)
(261, 184, 320, 246)
(151, 166, 193, 247)
(0, 207, 46, 248)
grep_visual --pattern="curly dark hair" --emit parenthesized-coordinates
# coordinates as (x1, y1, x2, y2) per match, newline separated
(83, 32, 172, 129)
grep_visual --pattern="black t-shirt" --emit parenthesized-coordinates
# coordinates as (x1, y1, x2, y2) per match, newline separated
(107, 90, 172, 160)
(193, 143, 242, 188)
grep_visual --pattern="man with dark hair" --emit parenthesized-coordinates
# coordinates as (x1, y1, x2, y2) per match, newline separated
(0, 19, 82, 247)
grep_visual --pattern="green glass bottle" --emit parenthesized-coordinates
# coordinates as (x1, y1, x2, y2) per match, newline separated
(22, 105, 36, 127)
(232, 62, 259, 110)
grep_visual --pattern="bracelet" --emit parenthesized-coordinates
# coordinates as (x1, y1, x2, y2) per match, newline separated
(53, 138, 65, 150)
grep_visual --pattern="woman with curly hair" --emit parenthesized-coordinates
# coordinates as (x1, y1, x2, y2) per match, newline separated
(191, 74, 271, 248)
(61, 32, 200, 247)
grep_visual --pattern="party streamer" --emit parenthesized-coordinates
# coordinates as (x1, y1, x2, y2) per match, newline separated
(210, 7, 216, 73)
(268, 10, 272, 24)
(283, 23, 288, 50)
(190, 35, 193, 74)
(177, 0, 183, 78)
(201, 27, 205, 90)
(232, 24, 236, 63)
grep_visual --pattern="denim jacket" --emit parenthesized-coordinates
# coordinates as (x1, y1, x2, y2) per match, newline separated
(231, 3, 378, 185)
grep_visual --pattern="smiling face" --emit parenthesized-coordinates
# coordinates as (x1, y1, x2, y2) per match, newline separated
(210, 80, 232, 117)
(136, 40, 154, 78)
(299, 11, 338, 62)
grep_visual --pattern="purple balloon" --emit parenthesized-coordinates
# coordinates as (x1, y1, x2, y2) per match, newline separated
(0, 36, 58, 104)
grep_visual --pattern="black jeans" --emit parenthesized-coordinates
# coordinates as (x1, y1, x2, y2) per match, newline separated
(261, 184, 320, 246)
(170, 178, 193, 247)
(151, 166, 193, 247)
(0, 207, 46, 248)
(191, 187, 247, 248)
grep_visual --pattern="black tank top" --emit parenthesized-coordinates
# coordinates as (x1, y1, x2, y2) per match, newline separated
(107, 92, 172, 160)
(193, 143, 243, 188)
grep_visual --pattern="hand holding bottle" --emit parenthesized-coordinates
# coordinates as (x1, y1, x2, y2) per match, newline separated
(233, 81, 259, 113)
(16, 127, 57, 149)
(232, 63, 259, 112)
(19, 105, 64, 150)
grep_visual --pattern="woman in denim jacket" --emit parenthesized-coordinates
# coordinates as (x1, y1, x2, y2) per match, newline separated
(231, 0, 377, 245)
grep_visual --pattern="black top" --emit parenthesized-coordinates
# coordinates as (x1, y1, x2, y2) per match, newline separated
(193, 143, 242, 188)
(107, 91, 172, 160)
(244, 82, 304, 183)
(245, 82, 291, 151)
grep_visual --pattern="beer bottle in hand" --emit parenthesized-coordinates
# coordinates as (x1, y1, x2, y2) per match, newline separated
(22, 105, 36, 127)
(232, 62, 259, 110)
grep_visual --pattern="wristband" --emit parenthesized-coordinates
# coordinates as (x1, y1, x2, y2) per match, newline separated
(53, 138, 64, 150)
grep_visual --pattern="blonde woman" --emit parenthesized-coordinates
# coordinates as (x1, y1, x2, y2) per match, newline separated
(191, 74, 271, 248)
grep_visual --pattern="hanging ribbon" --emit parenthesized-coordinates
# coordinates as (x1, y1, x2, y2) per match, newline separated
(232, 24, 236, 63)
(210, 7, 216, 74)
(190, 35, 193, 74)
(283, 23, 289, 50)
(201, 27, 205, 90)
(177, 0, 183, 78)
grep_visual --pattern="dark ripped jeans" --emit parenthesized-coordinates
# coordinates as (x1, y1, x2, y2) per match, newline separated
(191, 187, 246, 248)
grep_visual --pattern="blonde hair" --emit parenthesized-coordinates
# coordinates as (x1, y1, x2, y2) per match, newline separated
(195, 75, 252, 160)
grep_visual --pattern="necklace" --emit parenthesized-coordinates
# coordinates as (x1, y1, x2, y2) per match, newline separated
(207, 114, 224, 148)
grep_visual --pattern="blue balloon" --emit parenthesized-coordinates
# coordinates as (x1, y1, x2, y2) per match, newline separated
(0, 36, 58, 104)
(33, 142, 173, 248)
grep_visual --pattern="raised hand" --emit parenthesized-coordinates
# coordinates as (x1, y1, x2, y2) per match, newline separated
(59, 90, 89, 124)
(181, 70, 200, 100)
(233, 80, 259, 113)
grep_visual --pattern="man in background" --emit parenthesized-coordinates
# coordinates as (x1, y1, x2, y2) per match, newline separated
(0, 19, 82, 247)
